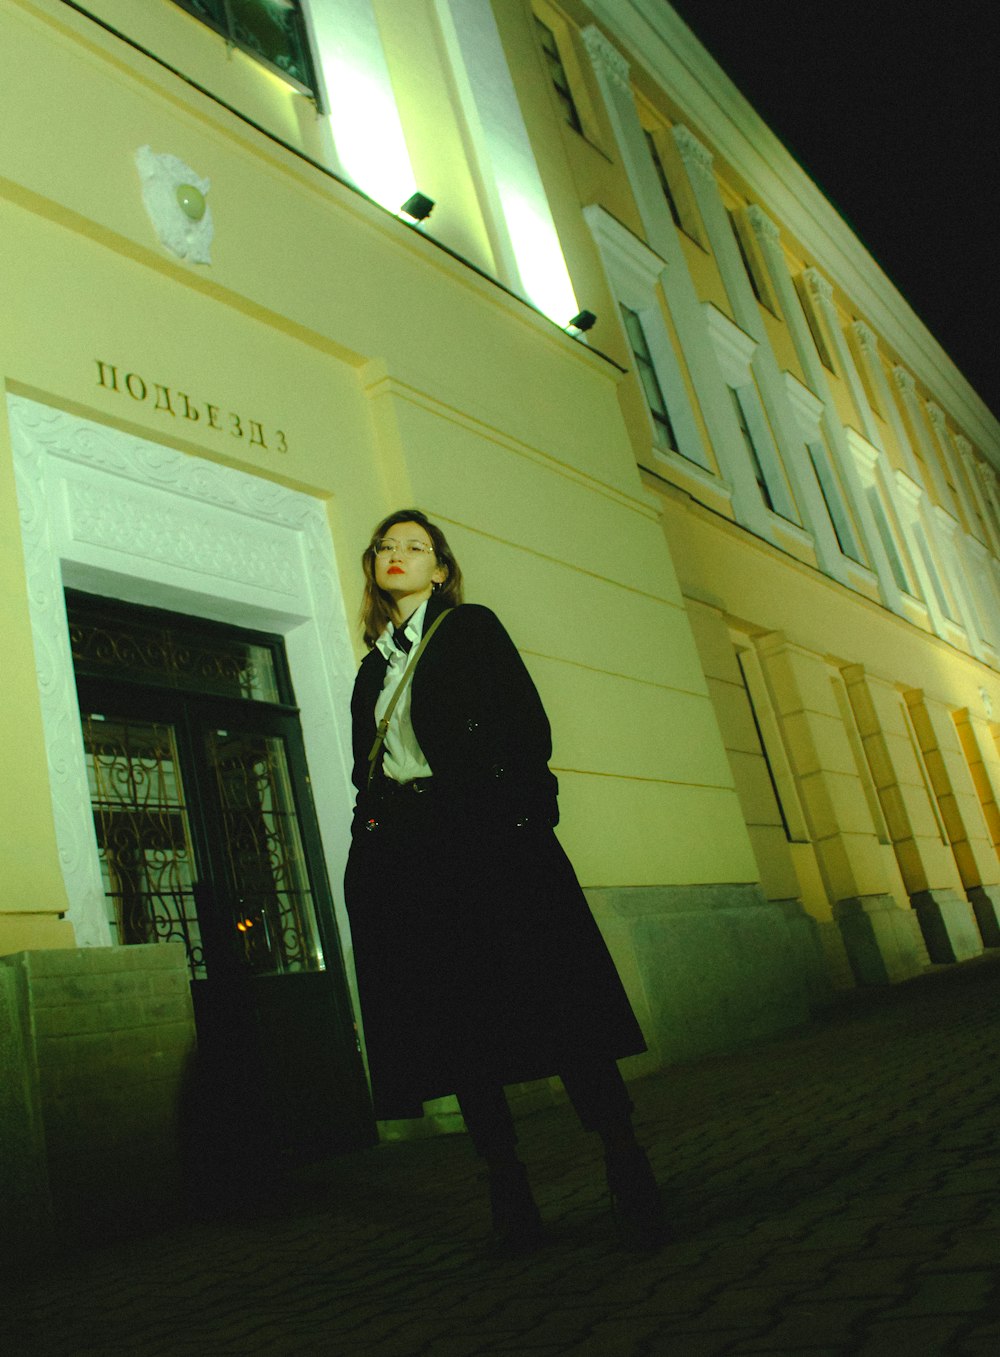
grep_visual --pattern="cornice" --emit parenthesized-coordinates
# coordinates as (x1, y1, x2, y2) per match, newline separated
(893, 366, 917, 396)
(582, 202, 668, 291)
(702, 301, 757, 375)
(585, 0, 1000, 466)
(893, 469, 925, 510)
(844, 426, 881, 475)
(782, 369, 824, 433)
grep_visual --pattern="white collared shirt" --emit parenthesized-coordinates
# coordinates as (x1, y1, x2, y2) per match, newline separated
(373, 600, 434, 783)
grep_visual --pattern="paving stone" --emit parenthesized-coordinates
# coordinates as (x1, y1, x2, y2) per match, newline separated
(877, 1270, 996, 1317)
(853, 1315, 969, 1354)
(952, 1322, 1000, 1357)
(5, 955, 1000, 1356)
(922, 1234, 1000, 1272)
(802, 1255, 915, 1299)
(711, 1299, 865, 1351)
(638, 1326, 769, 1357)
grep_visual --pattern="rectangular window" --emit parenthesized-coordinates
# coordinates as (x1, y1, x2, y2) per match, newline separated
(865, 486, 914, 595)
(171, 0, 318, 97)
(807, 441, 865, 564)
(728, 385, 798, 523)
(913, 525, 958, 623)
(534, 16, 583, 134)
(728, 209, 776, 312)
(644, 130, 683, 229)
(729, 387, 775, 511)
(620, 305, 678, 452)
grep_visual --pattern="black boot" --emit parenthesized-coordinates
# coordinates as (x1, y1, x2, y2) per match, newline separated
(485, 1160, 543, 1258)
(604, 1140, 668, 1252)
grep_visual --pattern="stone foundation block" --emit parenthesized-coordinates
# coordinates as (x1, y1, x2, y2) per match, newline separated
(587, 883, 812, 1068)
(966, 885, 1000, 947)
(834, 894, 928, 985)
(911, 889, 984, 964)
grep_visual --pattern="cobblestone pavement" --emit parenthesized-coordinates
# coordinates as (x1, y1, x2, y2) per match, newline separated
(4, 953, 1000, 1356)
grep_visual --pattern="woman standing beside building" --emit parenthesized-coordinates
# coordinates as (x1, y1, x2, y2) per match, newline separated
(344, 508, 665, 1255)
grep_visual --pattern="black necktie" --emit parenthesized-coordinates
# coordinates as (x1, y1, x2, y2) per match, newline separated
(392, 624, 413, 655)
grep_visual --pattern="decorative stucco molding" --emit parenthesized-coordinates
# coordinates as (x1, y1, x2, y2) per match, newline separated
(580, 24, 631, 89)
(671, 124, 714, 180)
(802, 267, 833, 305)
(851, 321, 879, 357)
(746, 204, 779, 244)
(893, 366, 917, 396)
(7, 395, 356, 950)
(926, 402, 948, 434)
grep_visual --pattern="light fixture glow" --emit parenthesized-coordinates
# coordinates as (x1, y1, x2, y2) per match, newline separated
(500, 187, 580, 326)
(175, 183, 206, 222)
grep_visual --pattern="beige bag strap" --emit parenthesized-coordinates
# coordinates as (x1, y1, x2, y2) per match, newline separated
(367, 608, 454, 789)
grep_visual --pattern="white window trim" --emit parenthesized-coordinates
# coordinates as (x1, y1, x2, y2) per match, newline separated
(783, 371, 866, 568)
(703, 304, 800, 528)
(583, 204, 711, 472)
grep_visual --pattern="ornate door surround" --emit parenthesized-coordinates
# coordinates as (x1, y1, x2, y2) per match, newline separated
(8, 394, 359, 968)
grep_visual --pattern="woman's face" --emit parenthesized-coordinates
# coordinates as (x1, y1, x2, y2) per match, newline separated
(373, 520, 447, 615)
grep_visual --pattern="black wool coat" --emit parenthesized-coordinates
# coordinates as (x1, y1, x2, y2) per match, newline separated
(344, 596, 646, 1120)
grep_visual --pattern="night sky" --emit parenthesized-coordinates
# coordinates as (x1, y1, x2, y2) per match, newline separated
(663, 0, 1000, 426)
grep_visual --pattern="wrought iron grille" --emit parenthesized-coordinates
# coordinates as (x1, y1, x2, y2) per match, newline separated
(84, 714, 207, 977)
(69, 610, 282, 704)
(206, 729, 324, 976)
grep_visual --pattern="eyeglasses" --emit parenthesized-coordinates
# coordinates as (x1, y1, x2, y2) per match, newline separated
(374, 539, 435, 557)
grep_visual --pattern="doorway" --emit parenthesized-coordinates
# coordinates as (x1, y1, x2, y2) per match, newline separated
(69, 590, 375, 1161)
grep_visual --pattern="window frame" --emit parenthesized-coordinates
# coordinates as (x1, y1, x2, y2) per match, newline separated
(533, 14, 584, 134)
(170, 0, 320, 100)
(620, 304, 679, 454)
(583, 205, 714, 476)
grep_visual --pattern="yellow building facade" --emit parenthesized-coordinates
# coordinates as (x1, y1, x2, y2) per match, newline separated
(3, 0, 999, 1244)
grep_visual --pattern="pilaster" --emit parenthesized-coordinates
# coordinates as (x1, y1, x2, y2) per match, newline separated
(435, 0, 578, 323)
(753, 636, 923, 984)
(576, 51, 750, 496)
(903, 690, 1000, 907)
(671, 124, 715, 182)
(841, 668, 979, 963)
(843, 320, 892, 446)
(955, 436, 1000, 554)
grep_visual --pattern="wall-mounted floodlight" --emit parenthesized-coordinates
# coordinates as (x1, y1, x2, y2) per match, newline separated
(567, 310, 597, 334)
(400, 192, 435, 223)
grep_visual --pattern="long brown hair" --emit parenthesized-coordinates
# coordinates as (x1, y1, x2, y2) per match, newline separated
(359, 508, 464, 647)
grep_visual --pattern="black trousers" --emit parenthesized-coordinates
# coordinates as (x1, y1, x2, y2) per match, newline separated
(457, 1059, 633, 1158)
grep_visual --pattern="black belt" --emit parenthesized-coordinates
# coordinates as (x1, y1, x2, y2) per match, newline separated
(371, 776, 435, 798)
